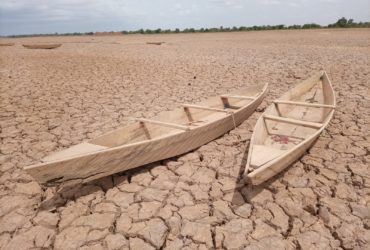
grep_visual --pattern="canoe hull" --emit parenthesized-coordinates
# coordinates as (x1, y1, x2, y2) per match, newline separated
(244, 71, 335, 185)
(23, 44, 62, 49)
(25, 85, 267, 185)
(0, 43, 14, 46)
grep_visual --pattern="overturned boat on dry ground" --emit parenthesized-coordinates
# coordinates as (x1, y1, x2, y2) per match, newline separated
(244, 71, 335, 185)
(0, 43, 15, 46)
(146, 42, 165, 45)
(23, 44, 62, 49)
(25, 83, 268, 185)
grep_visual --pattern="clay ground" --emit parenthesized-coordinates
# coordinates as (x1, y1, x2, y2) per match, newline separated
(0, 29, 369, 249)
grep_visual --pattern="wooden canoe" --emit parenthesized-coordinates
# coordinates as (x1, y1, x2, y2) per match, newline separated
(146, 42, 164, 45)
(244, 71, 335, 185)
(25, 83, 268, 185)
(0, 43, 15, 46)
(23, 44, 62, 49)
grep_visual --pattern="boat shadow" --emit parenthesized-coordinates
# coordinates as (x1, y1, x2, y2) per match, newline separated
(38, 163, 155, 211)
(39, 139, 287, 212)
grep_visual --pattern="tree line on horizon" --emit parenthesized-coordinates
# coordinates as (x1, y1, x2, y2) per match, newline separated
(6, 17, 370, 38)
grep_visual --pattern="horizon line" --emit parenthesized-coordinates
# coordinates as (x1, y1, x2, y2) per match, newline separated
(2, 18, 369, 37)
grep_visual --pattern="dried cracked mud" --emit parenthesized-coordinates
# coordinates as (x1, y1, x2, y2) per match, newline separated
(0, 29, 369, 249)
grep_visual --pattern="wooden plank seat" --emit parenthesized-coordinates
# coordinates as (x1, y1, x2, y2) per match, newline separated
(263, 115, 322, 129)
(135, 118, 190, 131)
(273, 100, 336, 109)
(182, 104, 232, 113)
(220, 94, 256, 100)
(250, 145, 286, 168)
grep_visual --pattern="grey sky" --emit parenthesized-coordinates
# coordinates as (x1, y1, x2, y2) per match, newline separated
(0, 0, 369, 36)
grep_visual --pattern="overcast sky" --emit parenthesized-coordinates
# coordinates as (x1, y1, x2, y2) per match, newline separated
(0, 0, 369, 35)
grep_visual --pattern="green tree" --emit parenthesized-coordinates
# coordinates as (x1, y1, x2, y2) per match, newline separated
(302, 23, 321, 29)
(347, 19, 354, 26)
(288, 25, 301, 29)
(336, 17, 348, 27)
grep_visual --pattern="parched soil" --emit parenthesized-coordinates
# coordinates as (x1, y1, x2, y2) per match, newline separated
(0, 29, 369, 249)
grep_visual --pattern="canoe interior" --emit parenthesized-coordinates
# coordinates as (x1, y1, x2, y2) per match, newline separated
(249, 71, 335, 169)
(42, 84, 264, 163)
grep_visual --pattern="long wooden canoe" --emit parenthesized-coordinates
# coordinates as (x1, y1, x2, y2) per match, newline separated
(244, 71, 335, 185)
(23, 44, 62, 49)
(25, 83, 268, 185)
(147, 42, 165, 45)
(0, 43, 15, 46)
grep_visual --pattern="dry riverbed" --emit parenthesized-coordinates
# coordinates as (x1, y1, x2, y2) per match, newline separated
(0, 29, 369, 249)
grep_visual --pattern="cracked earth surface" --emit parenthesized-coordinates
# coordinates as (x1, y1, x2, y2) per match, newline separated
(0, 29, 369, 249)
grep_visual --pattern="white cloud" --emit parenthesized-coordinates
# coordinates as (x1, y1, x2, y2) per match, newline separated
(260, 0, 308, 6)
(0, 0, 369, 35)
(0, 0, 146, 22)
(209, 0, 243, 8)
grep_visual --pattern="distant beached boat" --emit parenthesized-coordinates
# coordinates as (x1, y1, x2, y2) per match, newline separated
(244, 71, 336, 185)
(25, 83, 268, 185)
(23, 44, 62, 49)
(0, 43, 15, 46)
(146, 42, 165, 45)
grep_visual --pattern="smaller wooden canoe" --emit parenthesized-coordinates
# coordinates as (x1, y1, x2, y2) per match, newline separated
(244, 71, 335, 185)
(146, 42, 164, 45)
(0, 43, 15, 46)
(23, 44, 62, 49)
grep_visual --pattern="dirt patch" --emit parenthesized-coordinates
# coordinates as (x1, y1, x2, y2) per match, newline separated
(0, 29, 369, 249)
